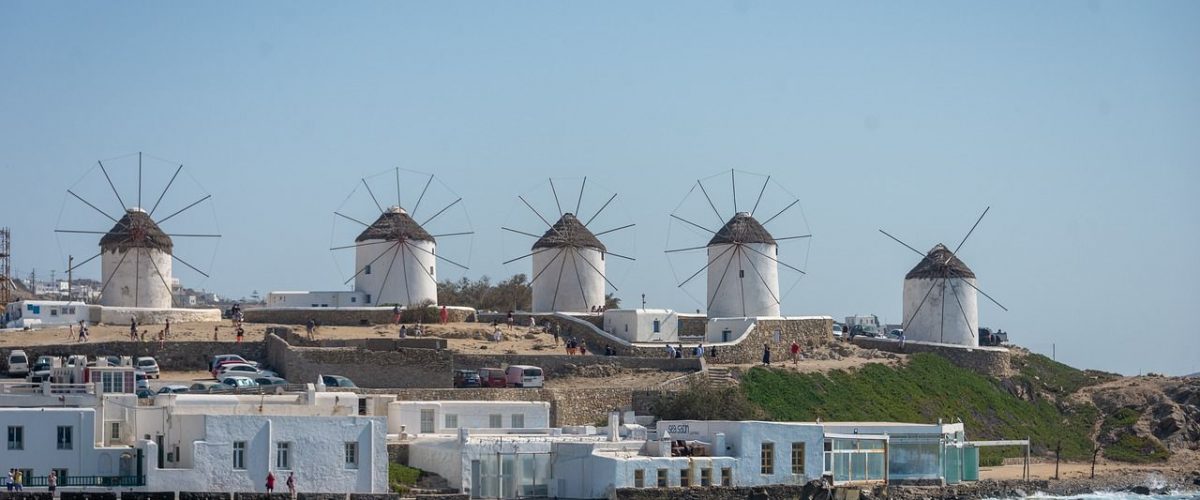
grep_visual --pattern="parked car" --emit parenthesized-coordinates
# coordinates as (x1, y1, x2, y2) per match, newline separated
(254, 376, 288, 387)
(478, 368, 507, 388)
(217, 363, 278, 379)
(189, 381, 222, 392)
(156, 384, 189, 395)
(219, 375, 258, 389)
(849, 324, 882, 339)
(136, 388, 155, 399)
(209, 354, 257, 372)
(321, 375, 357, 388)
(136, 357, 160, 379)
(887, 328, 904, 339)
(6, 350, 29, 377)
(135, 371, 150, 391)
(453, 369, 481, 388)
(505, 365, 544, 388)
(832, 323, 845, 339)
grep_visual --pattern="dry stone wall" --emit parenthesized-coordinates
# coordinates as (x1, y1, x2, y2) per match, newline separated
(244, 307, 473, 327)
(389, 387, 667, 426)
(452, 354, 701, 378)
(850, 336, 1012, 378)
(264, 333, 453, 388)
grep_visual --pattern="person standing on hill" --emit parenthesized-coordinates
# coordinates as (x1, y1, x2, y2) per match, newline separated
(129, 316, 138, 341)
(265, 471, 275, 493)
(305, 318, 316, 340)
(790, 340, 801, 364)
(762, 343, 771, 366)
(164, 318, 171, 339)
(286, 472, 296, 498)
(439, 305, 449, 324)
(392, 305, 402, 325)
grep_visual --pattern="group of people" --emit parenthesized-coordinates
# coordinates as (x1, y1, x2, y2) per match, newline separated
(264, 470, 296, 496)
(667, 343, 711, 359)
(398, 323, 425, 338)
(564, 337, 586, 355)
(71, 320, 90, 342)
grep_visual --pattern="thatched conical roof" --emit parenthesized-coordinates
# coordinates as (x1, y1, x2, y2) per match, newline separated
(905, 243, 976, 279)
(356, 207, 435, 243)
(99, 208, 173, 252)
(532, 213, 606, 251)
(708, 212, 775, 246)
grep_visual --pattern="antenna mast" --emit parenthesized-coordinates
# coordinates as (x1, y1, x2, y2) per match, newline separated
(0, 228, 11, 304)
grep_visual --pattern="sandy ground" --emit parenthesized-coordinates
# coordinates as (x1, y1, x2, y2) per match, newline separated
(980, 457, 1198, 480)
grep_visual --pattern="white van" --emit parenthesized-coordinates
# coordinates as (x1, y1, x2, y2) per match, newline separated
(505, 365, 544, 388)
(7, 350, 30, 376)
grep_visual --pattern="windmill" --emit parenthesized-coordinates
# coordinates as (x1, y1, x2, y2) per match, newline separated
(329, 168, 473, 307)
(879, 206, 1008, 347)
(54, 152, 220, 309)
(665, 170, 812, 318)
(501, 177, 635, 313)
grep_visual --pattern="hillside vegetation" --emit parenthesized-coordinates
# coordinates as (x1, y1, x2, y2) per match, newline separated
(740, 353, 1100, 460)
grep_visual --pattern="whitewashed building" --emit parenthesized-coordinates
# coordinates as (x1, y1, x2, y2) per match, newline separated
(0, 379, 387, 493)
(602, 309, 681, 342)
(3, 300, 90, 329)
(389, 401, 550, 436)
(902, 244, 979, 347)
(266, 291, 368, 308)
(404, 412, 972, 499)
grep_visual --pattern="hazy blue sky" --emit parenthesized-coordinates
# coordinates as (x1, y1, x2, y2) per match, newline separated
(2, 1, 1197, 375)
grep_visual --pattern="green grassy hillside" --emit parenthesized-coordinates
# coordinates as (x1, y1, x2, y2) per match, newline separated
(740, 353, 1100, 460)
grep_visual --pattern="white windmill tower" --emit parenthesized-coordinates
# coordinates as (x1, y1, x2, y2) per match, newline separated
(331, 168, 473, 307)
(666, 170, 811, 318)
(502, 178, 635, 313)
(880, 207, 1008, 347)
(56, 152, 220, 309)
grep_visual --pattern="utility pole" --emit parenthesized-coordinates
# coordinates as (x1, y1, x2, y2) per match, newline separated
(641, 293, 646, 310)
(67, 255, 73, 302)
(1054, 440, 1061, 480)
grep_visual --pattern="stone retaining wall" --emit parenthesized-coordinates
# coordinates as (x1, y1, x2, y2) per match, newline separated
(850, 337, 1012, 378)
(451, 354, 701, 378)
(245, 307, 473, 327)
(616, 482, 829, 500)
(1, 341, 264, 372)
(264, 333, 453, 388)
(274, 329, 446, 351)
(389, 387, 668, 426)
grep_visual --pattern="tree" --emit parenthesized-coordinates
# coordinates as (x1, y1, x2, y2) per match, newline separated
(605, 293, 621, 310)
(437, 274, 531, 311)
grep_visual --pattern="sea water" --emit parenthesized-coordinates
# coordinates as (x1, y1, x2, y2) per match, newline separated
(987, 493, 1200, 500)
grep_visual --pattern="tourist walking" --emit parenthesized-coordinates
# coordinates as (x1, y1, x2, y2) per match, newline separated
(305, 318, 316, 340)
(158, 328, 166, 348)
(392, 305, 402, 325)
(506, 311, 515, 330)
(213, 325, 219, 341)
(696, 343, 705, 358)
(550, 323, 560, 345)
(164, 318, 171, 339)
(13, 469, 21, 491)
(236, 327, 244, 344)
(762, 343, 771, 366)
(579, 343, 587, 356)
(790, 340, 800, 364)
(48, 471, 57, 497)
(286, 472, 296, 498)
(439, 305, 449, 324)
(265, 471, 275, 493)
(710, 345, 718, 360)
(399, 325, 408, 339)
(129, 316, 138, 341)
(6, 469, 13, 491)
(78, 320, 89, 342)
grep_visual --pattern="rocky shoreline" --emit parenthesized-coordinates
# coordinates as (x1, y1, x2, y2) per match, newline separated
(884, 470, 1200, 499)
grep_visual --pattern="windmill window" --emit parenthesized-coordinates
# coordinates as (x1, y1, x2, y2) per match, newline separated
(739, 270, 745, 278)
(653, 320, 661, 333)
(364, 265, 372, 275)
(430, 266, 435, 275)
(366, 294, 372, 304)
(601, 253, 605, 261)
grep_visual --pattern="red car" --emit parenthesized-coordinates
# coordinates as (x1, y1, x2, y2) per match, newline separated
(478, 368, 506, 388)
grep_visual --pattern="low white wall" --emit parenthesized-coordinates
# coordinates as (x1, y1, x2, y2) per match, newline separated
(95, 306, 221, 325)
(705, 318, 756, 343)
